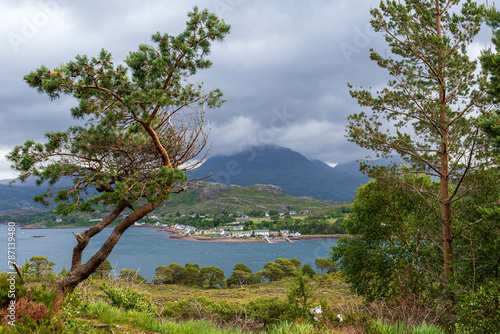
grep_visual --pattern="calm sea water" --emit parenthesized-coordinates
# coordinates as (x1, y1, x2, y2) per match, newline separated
(0, 224, 337, 281)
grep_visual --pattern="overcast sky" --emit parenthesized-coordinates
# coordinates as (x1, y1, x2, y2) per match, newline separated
(0, 0, 492, 179)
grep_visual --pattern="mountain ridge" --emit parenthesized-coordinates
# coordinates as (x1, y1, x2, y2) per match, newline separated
(0, 145, 372, 211)
(188, 145, 369, 202)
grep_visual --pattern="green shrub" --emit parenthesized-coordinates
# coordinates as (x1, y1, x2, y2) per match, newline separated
(118, 268, 147, 284)
(162, 295, 292, 328)
(30, 286, 59, 309)
(368, 320, 445, 334)
(266, 320, 316, 334)
(369, 319, 409, 334)
(209, 299, 243, 322)
(286, 273, 317, 319)
(0, 273, 27, 307)
(411, 322, 445, 334)
(317, 272, 341, 282)
(454, 281, 500, 334)
(162, 296, 214, 320)
(246, 297, 292, 326)
(99, 282, 155, 314)
(162, 296, 245, 324)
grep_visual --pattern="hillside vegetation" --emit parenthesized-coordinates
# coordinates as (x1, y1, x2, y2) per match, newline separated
(161, 183, 339, 214)
(0, 183, 346, 227)
(0, 260, 450, 333)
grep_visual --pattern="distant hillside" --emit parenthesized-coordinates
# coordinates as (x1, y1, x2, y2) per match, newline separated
(157, 182, 338, 215)
(0, 183, 47, 211)
(0, 182, 343, 225)
(0, 145, 374, 213)
(0, 177, 72, 212)
(188, 145, 369, 202)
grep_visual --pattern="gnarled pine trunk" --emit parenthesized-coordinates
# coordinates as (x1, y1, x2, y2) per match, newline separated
(58, 201, 160, 294)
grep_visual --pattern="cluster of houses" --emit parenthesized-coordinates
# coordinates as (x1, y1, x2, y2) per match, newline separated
(123, 211, 309, 238)
(170, 223, 301, 238)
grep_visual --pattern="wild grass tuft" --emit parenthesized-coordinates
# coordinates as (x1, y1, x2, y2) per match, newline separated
(265, 320, 316, 334)
(368, 319, 445, 334)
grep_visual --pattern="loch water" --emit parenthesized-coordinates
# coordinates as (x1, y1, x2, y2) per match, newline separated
(1, 224, 337, 281)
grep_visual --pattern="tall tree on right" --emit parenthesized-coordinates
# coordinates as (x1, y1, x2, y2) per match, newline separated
(481, 8, 500, 157)
(346, 0, 494, 289)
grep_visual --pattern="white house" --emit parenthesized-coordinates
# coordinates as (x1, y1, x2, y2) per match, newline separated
(232, 231, 252, 237)
(253, 230, 270, 236)
(203, 229, 217, 235)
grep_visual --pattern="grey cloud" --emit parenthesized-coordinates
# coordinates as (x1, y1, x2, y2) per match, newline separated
(1, 0, 488, 180)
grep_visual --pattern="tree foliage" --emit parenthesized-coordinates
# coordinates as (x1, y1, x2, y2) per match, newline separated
(119, 269, 147, 284)
(227, 263, 256, 287)
(344, 0, 495, 295)
(333, 170, 500, 303)
(152, 263, 224, 288)
(93, 259, 114, 279)
(261, 258, 302, 282)
(29, 256, 55, 279)
(286, 273, 317, 319)
(152, 263, 184, 285)
(478, 8, 500, 222)
(200, 266, 225, 289)
(7, 7, 230, 293)
(301, 264, 317, 278)
(314, 257, 337, 276)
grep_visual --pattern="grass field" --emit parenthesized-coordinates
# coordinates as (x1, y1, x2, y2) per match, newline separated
(1, 272, 449, 333)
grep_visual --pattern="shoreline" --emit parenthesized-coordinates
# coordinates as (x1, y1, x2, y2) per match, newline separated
(15, 224, 156, 230)
(7, 223, 344, 242)
(161, 228, 343, 242)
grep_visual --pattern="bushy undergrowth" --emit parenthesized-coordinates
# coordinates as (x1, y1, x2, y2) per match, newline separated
(159, 275, 323, 330)
(0, 275, 461, 334)
(162, 295, 292, 330)
(454, 281, 500, 334)
(368, 319, 445, 334)
(266, 320, 316, 334)
(0, 273, 28, 307)
(0, 282, 63, 333)
(70, 294, 245, 334)
(99, 281, 155, 314)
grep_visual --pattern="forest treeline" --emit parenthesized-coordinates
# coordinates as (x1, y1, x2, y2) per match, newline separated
(8, 255, 338, 289)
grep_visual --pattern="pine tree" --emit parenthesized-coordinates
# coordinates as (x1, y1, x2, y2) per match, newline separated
(346, 0, 494, 287)
(8, 7, 230, 293)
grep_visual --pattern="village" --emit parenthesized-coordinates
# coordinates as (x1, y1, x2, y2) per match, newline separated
(132, 210, 305, 241)
(168, 222, 302, 239)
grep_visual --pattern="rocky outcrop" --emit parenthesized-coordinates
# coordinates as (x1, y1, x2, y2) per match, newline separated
(195, 183, 235, 199)
(254, 184, 283, 195)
